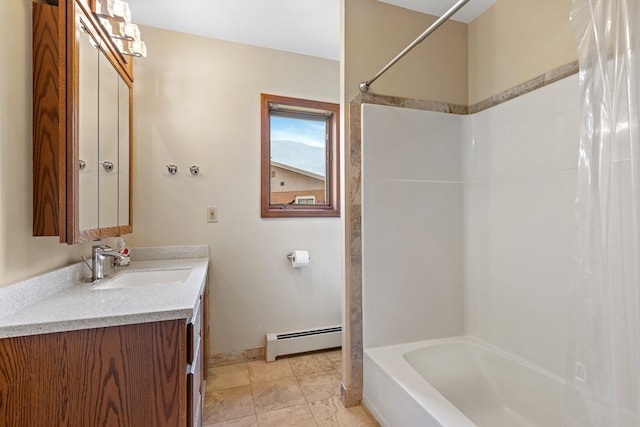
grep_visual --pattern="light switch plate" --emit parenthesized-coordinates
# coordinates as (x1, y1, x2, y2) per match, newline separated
(207, 206, 218, 223)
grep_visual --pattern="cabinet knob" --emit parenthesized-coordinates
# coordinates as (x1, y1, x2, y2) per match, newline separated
(98, 161, 114, 172)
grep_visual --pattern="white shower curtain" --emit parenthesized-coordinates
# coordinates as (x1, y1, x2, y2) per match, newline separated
(567, 0, 640, 426)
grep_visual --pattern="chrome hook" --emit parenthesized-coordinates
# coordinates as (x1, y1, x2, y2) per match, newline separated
(189, 165, 200, 176)
(166, 164, 178, 175)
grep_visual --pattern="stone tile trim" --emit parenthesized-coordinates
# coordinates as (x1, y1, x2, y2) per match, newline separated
(341, 383, 363, 408)
(351, 61, 579, 116)
(469, 61, 579, 114)
(342, 61, 579, 409)
(352, 92, 468, 115)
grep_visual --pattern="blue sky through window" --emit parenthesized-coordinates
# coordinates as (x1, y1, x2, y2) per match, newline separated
(270, 115, 326, 177)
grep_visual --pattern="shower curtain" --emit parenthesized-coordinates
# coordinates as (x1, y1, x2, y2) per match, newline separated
(567, 0, 640, 426)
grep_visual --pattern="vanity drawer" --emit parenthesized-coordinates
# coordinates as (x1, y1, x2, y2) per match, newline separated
(186, 294, 203, 365)
(187, 344, 203, 427)
(186, 284, 208, 426)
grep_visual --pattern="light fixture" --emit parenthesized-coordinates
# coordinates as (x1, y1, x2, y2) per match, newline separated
(101, 19, 140, 41)
(120, 39, 147, 58)
(95, 0, 146, 58)
(95, 0, 131, 22)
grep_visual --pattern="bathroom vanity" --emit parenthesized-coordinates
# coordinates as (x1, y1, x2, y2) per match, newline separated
(0, 250, 209, 427)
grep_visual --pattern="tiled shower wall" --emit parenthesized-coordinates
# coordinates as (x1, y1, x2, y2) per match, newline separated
(465, 74, 579, 377)
(361, 105, 467, 349)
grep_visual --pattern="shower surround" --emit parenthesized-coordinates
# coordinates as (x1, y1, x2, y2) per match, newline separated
(342, 61, 578, 406)
(342, 63, 580, 409)
(356, 74, 580, 424)
(364, 71, 579, 367)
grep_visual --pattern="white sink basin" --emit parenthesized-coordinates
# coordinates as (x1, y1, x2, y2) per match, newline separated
(93, 268, 192, 290)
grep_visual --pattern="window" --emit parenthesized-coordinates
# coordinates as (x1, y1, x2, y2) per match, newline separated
(261, 94, 340, 218)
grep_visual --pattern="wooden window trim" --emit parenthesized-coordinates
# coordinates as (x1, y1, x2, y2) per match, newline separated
(260, 94, 340, 218)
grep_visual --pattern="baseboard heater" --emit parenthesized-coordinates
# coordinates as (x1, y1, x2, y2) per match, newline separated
(266, 325, 342, 362)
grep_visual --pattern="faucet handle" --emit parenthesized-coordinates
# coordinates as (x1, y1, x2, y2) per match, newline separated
(92, 244, 112, 253)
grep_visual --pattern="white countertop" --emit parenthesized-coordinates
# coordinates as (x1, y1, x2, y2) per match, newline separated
(0, 257, 209, 338)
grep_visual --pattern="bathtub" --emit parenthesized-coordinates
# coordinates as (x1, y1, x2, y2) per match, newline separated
(363, 337, 565, 427)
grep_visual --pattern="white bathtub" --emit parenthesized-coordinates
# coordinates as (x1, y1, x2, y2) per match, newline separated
(363, 337, 565, 427)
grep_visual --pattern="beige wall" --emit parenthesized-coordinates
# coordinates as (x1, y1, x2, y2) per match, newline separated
(130, 26, 342, 353)
(0, 1, 93, 288)
(468, 0, 577, 104)
(343, 0, 577, 106)
(343, 0, 468, 104)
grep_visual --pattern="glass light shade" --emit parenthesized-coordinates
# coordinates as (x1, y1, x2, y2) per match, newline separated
(110, 1, 131, 23)
(131, 40, 146, 57)
(102, 19, 140, 42)
(121, 40, 147, 58)
(122, 23, 140, 41)
(95, 0, 131, 23)
(94, 0, 147, 58)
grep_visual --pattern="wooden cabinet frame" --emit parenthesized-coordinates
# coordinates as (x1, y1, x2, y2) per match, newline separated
(33, 0, 133, 243)
(260, 94, 341, 218)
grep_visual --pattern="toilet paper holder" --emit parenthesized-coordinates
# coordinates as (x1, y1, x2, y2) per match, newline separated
(287, 252, 311, 261)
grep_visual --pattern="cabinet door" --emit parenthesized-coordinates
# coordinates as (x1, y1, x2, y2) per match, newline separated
(118, 77, 130, 229)
(78, 24, 99, 232)
(0, 321, 188, 426)
(98, 52, 119, 230)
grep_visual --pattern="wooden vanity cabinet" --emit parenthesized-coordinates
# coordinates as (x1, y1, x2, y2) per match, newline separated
(0, 321, 187, 426)
(0, 285, 209, 426)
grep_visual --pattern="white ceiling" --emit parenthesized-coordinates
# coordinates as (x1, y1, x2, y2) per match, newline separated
(380, 0, 496, 24)
(125, 0, 496, 61)
(126, 0, 340, 60)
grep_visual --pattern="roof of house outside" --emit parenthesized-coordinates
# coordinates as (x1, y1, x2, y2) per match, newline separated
(271, 161, 325, 181)
(271, 139, 325, 177)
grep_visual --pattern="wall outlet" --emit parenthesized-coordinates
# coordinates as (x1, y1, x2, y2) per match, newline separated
(207, 206, 218, 223)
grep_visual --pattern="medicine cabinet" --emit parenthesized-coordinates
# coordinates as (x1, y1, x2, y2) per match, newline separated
(33, 0, 133, 244)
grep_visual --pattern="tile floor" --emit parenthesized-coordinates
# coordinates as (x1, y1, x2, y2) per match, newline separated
(203, 349, 379, 427)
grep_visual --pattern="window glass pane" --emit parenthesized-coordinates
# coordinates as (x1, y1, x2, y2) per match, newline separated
(269, 114, 327, 205)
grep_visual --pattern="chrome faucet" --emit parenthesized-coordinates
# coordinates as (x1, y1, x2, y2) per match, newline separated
(91, 245, 127, 281)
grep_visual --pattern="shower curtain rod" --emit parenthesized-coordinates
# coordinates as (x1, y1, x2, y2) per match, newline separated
(359, 0, 472, 93)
